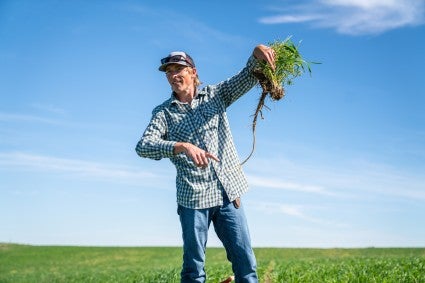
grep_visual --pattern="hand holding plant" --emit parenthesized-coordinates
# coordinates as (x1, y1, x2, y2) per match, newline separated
(241, 36, 319, 165)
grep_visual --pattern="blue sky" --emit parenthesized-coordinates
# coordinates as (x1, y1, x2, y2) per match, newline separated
(1, 0, 424, 247)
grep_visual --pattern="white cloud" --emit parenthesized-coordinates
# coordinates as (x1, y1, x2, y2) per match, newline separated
(244, 155, 425, 201)
(251, 201, 346, 227)
(0, 112, 60, 124)
(31, 103, 67, 116)
(255, 201, 306, 217)
(259, 0, 425, 35)
(0, 152, 171, 187)
(123, 3, 247, 46)
(247, 174, 335, 196)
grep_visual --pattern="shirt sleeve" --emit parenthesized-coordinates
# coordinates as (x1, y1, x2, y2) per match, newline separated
(135, 109, 176, 160)
(216, 55, 259, 108)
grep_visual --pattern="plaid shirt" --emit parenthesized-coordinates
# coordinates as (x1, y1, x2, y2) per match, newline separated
(136, 56, 259, 209)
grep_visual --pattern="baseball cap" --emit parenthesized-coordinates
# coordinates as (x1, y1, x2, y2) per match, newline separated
(158, 51, 195, 72)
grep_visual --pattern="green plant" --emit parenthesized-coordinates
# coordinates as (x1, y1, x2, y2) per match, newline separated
(241, 36, 319, 165)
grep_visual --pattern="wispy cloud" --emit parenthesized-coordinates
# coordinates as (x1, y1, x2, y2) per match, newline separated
(255, 201, 307, 218)
(122, 3, 248, 48)
(1, 102, 66, 125)
(258, 0, 425, 35)
(31, 103, 67, 116)
(244, 155, 425, 201)
(251, 201, 347, 227)
(247, 174, 335, 196)
(0, 112, 61, 125)
(0, 152, 172, 188)
(0, 111, 113, 130)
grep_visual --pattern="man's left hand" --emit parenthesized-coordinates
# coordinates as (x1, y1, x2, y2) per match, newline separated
(253, 44, 276, 70)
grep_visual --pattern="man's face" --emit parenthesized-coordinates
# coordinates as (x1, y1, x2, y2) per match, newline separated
(165, 64, 196, 95)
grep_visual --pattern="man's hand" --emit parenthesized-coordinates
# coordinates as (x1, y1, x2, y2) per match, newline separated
(253, 44, 276, 70)
(174, 142, 220, 168)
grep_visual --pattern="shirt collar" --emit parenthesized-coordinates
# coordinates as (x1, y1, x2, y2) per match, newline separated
(170, 89, 205, 105)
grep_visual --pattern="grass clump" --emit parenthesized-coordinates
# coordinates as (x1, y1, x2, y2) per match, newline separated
(242, 36, 319, 165)
(254, 36, 316, 100)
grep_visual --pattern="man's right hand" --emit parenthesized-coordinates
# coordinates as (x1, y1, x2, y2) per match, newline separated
(174, 142, 220, 168)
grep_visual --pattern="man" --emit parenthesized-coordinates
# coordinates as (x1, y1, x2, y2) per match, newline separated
(136, 45, 275, 282)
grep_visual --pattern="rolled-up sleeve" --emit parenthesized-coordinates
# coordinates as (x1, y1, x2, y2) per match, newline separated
(135, 109, 176, 160)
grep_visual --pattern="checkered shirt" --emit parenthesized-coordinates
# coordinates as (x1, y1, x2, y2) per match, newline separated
(136, 56, 259, 209)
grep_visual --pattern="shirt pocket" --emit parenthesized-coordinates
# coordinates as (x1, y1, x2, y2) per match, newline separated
(199, 100, 222, 131)
(168, 117, 195, 142)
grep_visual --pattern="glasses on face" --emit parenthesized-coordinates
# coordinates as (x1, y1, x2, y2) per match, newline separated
(160, 55, 194, 67)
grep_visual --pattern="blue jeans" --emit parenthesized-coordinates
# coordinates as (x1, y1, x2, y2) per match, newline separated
(178, 194, 258, 283)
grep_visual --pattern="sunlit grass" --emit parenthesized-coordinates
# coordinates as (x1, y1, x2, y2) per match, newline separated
(1, 244, 424, 282)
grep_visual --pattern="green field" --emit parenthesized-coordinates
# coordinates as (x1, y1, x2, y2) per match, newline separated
(1, 244, 424, 282)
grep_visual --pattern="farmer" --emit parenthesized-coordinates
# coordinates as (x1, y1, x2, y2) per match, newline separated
(135, 44, 275, 282)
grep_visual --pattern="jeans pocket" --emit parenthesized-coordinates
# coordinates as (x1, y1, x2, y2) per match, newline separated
(233, 197, 241, 209)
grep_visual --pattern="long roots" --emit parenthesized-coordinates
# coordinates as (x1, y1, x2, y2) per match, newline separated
(240, 70, 285, 165)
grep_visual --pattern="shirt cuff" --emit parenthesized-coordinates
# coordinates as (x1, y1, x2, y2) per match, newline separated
(247, 55, 260, 71)
(162, 141, 177, 158)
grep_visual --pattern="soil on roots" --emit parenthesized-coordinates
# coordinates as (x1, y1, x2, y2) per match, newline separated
(252, 69, 285, 100)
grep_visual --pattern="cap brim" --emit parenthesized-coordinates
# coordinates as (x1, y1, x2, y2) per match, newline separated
(158, 61, 193, 72)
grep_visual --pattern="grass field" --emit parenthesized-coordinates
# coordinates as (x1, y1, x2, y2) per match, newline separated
(1, 244, 424, 282)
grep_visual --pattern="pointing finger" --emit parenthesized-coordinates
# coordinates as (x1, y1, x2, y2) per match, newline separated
(206, 152, 220, 162)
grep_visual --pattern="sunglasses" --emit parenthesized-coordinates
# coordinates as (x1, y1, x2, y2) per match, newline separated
(160, 55, 194, 67)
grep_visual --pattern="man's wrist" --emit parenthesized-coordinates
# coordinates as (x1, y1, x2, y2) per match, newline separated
(174, 142, 188, 155)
